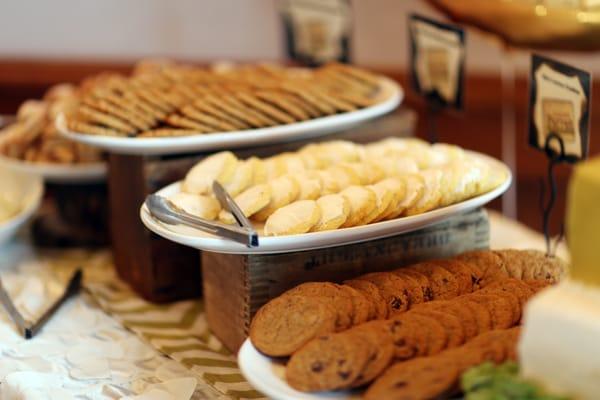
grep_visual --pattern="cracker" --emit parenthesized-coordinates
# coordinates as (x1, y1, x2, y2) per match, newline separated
(165, 114, 212, 132)
(77, 105, 136, 134)
(255, 91, 310, 121)
(66, 119, 124, 137)
(235, 92, 296, 124)
(218, 183, 271, 224)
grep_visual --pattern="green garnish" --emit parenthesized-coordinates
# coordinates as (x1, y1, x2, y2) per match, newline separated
(461, 362, 569, 400)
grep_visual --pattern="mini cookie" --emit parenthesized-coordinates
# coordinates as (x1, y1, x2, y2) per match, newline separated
(361, 183, 394, 225)
(455, 250, 508, 287)
(371, 177, 405, 222)
(339, 186, 377, 228)
(357, 272, 410, 314)
(365, 355, 459, 400)
(482, 288, 522, 325)
(458, 299, 493, 336)
(424, 300, 479, 341)
(389, 272, 424, 307)
(167, 192, 221, 220)
(286, 333, 371, 391)
(398, 269, 434, 302)
(483, 278, 535, 309)
(218, 183, 271, 224)
(223, 159, 254, 196)
(182, 151, 238, 194)
(349, 321, 395, 387)
(468, 293, 516, 330)
(432, 259, 475, 295)
(340, 285, 372, 326)
(252, 175, 300, 222)
(311, 194, 350, 232)
(405, 313, 448, 356)
(249, 295, 337, 357)
(388, 174, 425, 219)
(264, 200, 321, 236)
(385, 316, 428, 360)
(294, 173, 323, 200)
(410, 262, 460, 300)
(404, 168, 443, 216)
(327, 164, 361, 190)
(285, 282, 354, 331)
(343, 279, 388, 319)
(410, 308, 465, 349)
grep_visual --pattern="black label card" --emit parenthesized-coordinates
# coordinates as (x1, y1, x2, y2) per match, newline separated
(529, 54, 591, 162)
(280, 0, 352, 66)
(409, 14, 466, 109)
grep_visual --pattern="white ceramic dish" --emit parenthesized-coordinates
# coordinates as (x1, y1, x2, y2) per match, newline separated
(56, 78, 402, 156)
(0, 155, 106, 184)
(238, 339, 360, 400)
(0, 167, 43, 245)
(140, 152, 511, 255)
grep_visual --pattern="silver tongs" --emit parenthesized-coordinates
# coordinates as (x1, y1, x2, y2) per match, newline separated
(0, 269, 82, 339)
(145, 181, 259, 247)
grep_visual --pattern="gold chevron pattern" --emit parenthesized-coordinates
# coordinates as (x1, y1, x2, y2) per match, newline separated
(69, 251, 266, 400)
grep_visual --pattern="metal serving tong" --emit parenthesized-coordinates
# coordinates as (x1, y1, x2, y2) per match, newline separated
(145, 181, 259, 247)
(0, 269, 82, 339)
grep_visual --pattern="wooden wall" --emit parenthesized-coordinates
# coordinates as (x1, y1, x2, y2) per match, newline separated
(0, 59, 592, 235)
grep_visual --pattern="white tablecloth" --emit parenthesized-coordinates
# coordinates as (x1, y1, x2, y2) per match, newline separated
(0, 210, 567, 400)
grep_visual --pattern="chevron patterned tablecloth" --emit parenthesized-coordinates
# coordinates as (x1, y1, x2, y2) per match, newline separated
(0, 210, 566, 399)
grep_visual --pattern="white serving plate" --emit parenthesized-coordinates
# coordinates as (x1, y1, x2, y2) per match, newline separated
(238, 339, 360, 400)
(0, 154, 106, 184)
(56, 78, 402, 156)
(0, 167, 43, 245)
(140, 151, 511, 255)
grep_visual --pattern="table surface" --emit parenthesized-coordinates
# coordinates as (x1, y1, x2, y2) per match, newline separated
(0, 210, 567, 400)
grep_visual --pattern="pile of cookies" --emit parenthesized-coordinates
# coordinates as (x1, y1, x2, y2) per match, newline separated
(248, 249, 567, 397)
(171, 138, 508, 235)
(365, 327, 521, 399)
(65, 62, 385, 138)
(0, 84, 102, 164)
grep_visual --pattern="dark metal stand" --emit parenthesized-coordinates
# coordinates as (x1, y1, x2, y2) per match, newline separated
(539, 133, 567, 257)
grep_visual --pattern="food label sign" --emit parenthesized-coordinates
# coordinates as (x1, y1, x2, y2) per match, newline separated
(529, 54, 591, 162)
(409, 14, 466, 109)
(280, 0, 352, 66)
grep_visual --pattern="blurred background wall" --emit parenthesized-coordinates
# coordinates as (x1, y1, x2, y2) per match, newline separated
(2, 0, 599, 72)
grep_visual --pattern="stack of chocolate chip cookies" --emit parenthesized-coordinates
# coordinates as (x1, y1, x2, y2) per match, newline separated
(249, 249, 567, 398)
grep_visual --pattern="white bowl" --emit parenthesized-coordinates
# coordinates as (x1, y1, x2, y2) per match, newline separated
(0, 167, 43, 245)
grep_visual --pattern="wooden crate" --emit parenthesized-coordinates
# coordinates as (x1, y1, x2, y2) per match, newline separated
(202, 207, 490, 353)
(107, 110, 416, 302)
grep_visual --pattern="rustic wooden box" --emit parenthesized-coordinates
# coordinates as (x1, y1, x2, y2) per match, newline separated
(107, 110, 416, 303)
(202, 207, 490, 353)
